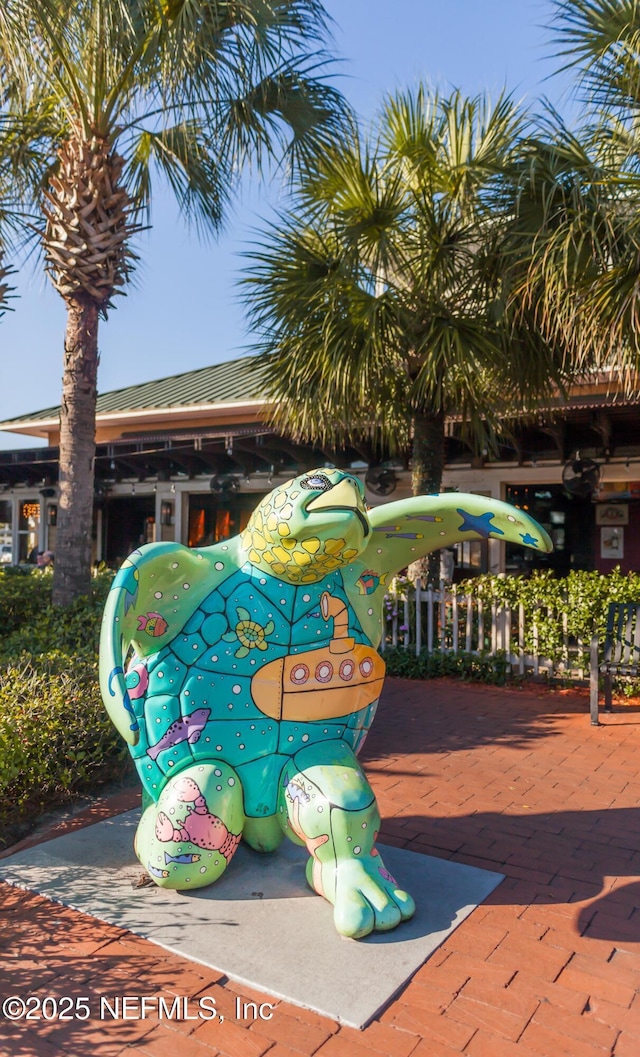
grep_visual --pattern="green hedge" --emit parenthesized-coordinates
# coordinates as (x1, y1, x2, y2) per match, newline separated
(385, 568, 640, 688)
(0, 570, 130, 847)
(0, 568, 113, 660)
(0, 651, 128, 811)
(384, 647, 510, 684)
(0, 568, 56, 636)
(457, 568, 640, 667)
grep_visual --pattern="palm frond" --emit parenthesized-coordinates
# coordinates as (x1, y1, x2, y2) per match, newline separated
(0, 0, 348, 235)
(124, 122, 231, 235)
(551, 0, 640, 117)
(0, 253, 17, 317)
(505, 105, 640, 373)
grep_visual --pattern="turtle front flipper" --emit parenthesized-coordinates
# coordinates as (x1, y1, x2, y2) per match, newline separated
(358, 492, 552, 582)
(99, 538, 241, 743)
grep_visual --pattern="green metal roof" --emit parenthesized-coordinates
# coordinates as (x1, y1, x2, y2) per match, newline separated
(0, 356, 267, 426)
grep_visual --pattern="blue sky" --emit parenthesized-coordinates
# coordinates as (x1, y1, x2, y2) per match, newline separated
(1, 0, 577, 447)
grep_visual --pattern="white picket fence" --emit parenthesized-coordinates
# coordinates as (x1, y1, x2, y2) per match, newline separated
(380, 580, 587, 678)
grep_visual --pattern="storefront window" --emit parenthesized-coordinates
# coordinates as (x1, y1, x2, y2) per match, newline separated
(103, 496, 155, 565)
(453, 539, 486, 580)
(504, 484, 592, 576)
(0, 500, 12, 564)
(18, 500, 40, 562)
(188, 494, 255, 548)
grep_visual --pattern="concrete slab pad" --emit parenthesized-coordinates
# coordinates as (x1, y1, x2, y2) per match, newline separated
(0, 811, 503, 1028)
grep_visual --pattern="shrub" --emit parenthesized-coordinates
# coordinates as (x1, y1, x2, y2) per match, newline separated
(0, 570, 54, 636)
(459, 567, 640, 661)
(0, 569, 112, 661)
(383, 647, 510, 685)
(0, 571, 129, 847)
(0, 651, 130, 845)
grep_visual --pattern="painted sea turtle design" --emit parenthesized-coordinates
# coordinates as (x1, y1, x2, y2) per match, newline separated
(100, 469, 551, 938)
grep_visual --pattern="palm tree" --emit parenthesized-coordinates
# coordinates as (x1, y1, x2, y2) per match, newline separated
(243, 87, 566, 535)
(512, 2, 640, 376)
(0, 0, 349, 605)
(507, 112, 639, 372)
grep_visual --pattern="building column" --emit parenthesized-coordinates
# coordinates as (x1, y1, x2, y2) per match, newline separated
(37, 498, 46, 552)
(488, 537, 504, 574)
(94, 507, 103, 562)
(173, 487, 185, 545)
(154, 488, 163, 544)
(10, 495, 19, 564)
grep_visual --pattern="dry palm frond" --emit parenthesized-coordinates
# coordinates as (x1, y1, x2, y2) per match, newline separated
(42, 136, 136, 307)
(0, 257, 16, 317)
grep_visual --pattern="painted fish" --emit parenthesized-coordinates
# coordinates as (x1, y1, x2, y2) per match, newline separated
(137, 611, 169, 637)
(356, 569, 388, 596)
(164, 852, 201, 865)
(284, 774, 310, 804)
(378, 865, 397, 884)
(147, 862, 170, 879)
(146, 707, 211, 761)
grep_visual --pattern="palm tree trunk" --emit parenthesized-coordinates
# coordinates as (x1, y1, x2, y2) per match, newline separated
(52, 296, 100, 606)
(409, 407, 446, 584)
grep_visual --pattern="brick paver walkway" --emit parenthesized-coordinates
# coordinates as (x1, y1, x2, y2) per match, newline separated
(1, 677, 639, 1057)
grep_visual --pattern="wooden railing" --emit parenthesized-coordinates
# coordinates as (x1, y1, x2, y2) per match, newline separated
(380, 579, 587, 679)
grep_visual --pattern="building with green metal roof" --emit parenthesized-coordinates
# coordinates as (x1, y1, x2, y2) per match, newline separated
(3, 356, 640, 577)
(0, 357, 378, 567)
(0, 357, 268, 445)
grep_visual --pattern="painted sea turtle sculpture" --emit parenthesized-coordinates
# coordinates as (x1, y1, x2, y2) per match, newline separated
(100, 469, 551, 938)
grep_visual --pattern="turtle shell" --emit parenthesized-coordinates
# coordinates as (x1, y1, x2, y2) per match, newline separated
(125, 562, 383, 816)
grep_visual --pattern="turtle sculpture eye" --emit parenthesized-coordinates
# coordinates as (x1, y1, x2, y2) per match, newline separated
(301, 474, 332, 492)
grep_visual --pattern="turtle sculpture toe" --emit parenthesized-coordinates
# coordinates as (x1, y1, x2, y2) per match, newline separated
(100, 468, 551, 938)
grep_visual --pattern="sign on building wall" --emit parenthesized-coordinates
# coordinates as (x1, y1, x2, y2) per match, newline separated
(601, 526, 624, 559)
(596, 503, 629, 526)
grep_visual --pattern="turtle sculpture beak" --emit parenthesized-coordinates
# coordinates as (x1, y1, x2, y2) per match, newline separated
(306, 478, 370, 537)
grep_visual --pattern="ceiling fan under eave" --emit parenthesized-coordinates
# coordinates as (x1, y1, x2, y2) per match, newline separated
(365, 466, 398, 496)
(561, 455, 602, 498)
(209, 473, 240, 496)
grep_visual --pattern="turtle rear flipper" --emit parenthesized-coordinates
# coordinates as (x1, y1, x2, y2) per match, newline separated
(134, 762, 245, 891)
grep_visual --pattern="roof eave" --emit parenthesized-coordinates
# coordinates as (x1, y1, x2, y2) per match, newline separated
(0, 398, 272, 437)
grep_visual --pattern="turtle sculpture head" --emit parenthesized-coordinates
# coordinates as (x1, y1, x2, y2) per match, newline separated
(240, 469, 370, 584)
(100, 468, 552, 940)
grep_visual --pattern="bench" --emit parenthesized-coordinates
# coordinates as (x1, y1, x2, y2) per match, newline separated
(589, 602, 640, 725)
